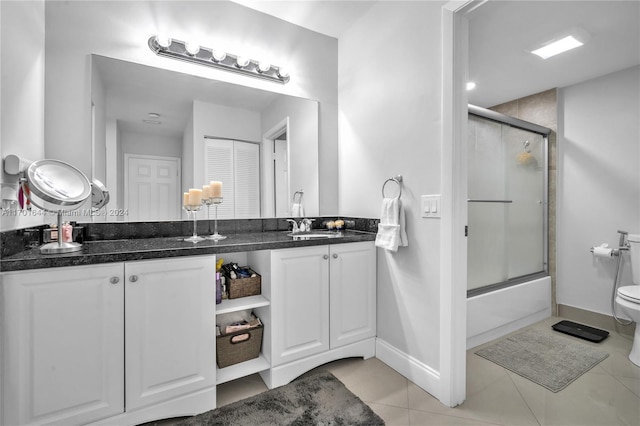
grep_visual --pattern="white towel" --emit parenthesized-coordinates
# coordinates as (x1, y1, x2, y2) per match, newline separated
(292, 203, 304, 218)
(375, 198, 408, 251)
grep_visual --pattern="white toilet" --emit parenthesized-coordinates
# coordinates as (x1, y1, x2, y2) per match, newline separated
(616, 233, 640, 367)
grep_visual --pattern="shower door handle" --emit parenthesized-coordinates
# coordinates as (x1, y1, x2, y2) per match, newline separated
(467, 199, 513, 203)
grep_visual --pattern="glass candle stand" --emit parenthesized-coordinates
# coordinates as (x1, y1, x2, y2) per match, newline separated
(183, 204, 204, 243)
(205, 196, 226, 241)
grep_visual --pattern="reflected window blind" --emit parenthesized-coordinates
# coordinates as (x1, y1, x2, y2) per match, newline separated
(234, 143, 260, 218)
(205, 140, 234, 219)
(205, 139, 260, 219)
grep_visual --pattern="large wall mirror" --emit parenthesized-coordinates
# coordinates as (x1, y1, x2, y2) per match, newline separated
(91, 54, 319, 222)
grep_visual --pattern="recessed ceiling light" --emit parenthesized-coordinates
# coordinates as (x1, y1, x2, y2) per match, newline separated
(466, 82, 476, 91)
(531, 35, 583, 59)
(148, 112, 161, 118)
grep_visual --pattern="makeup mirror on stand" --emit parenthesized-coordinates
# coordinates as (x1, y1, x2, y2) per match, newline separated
(26, 159, 92, 254)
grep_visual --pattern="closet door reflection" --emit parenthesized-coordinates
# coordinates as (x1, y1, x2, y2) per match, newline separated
(204, 139, 260, 219)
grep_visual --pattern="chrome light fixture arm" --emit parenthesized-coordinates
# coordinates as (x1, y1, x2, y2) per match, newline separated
(148, 36, 290, 84)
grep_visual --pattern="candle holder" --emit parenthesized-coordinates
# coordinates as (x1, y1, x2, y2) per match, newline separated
(183, 204, 204, 243)
(204, 196, 226, 241)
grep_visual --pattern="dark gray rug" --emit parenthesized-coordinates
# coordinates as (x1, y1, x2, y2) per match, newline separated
(475, 328, 609, 392)
(177, 371, 384, 426)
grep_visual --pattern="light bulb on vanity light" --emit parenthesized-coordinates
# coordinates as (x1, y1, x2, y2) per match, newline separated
(236, 56, 250, 68)
(257, 61, 271, 73)
(277, 66, 290, 79)
(211, 49, 226, 62)
(185, 41, 200, 56)
(155, 35, 172, 49)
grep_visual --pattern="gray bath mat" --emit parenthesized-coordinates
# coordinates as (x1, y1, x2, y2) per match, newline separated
(177, 371, 384, 425)
(475, 328, 609, 392)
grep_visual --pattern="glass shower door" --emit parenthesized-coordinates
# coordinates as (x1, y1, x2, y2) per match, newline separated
(467, 114, 547, 294)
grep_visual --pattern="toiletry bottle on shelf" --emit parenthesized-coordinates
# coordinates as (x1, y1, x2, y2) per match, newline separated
(62, 222, 73, 243)
(216, 258, 224, 304)
(216, 272, 222, 304)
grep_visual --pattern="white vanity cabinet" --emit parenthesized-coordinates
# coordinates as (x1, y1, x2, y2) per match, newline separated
(252, 241, 376, 388)
(123, 257, 216, 413)
(328, 242, 377, 348)
(1, 263, 125, 426)
(269, 245, 331, 365)
(1, 256, 216, 426)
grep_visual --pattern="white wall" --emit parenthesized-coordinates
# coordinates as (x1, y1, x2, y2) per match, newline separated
(261, 95, 319, 217)
(557, 66, 640, 315)
(91, 63, 107, 186)
(105, 120, 119, 221)
(0, 0, 46, 231)
(121, 130, 182, 159)
(339, 0, 444, 377)
(43, 0, 338, 220)
(182, 111, 194, 217)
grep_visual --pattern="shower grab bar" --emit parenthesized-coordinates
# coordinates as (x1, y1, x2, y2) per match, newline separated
(467, 199, 513, 203)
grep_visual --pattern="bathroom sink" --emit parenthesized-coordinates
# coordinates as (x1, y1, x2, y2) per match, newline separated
(288, 231, 342, 240)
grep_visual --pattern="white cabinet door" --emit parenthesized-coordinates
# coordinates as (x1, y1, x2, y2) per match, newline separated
(124, 257, 216, 411)
(329, 242, 377, 348)
(1, 264, 125, 426)
(270, 245, 330, 366)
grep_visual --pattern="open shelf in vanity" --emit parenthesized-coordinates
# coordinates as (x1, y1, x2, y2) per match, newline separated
(215, 252, 272, 385)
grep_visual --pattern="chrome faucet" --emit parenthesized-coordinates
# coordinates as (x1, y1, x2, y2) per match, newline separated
(286, 219, 300, 234)
(287, 218, 315, 234)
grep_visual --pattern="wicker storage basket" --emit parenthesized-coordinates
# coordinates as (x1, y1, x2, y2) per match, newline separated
(225, 268, 261, 299)
(216, 324, 263, 368)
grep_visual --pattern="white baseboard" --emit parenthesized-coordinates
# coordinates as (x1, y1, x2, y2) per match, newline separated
(375, 338, 442, 401)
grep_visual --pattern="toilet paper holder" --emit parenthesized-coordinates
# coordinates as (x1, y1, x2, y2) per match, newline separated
(590, 231, 631, 256)
(590, 242, 629, 257)
(590, 245, 618, 257)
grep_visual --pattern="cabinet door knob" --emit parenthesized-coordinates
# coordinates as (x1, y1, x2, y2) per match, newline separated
(332, 253, 339, 259)
(129, 275, 138, 283)
(110, 277, 120, 284)
(323, 254, 329, 260)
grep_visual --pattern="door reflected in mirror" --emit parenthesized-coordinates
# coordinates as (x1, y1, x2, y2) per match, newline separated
(91, 55, 319, 222)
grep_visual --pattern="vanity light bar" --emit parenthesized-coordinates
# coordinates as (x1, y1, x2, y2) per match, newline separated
(148, 36, 290, 84)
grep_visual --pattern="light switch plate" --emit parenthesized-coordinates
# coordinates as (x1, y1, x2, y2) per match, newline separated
(421, 195, 441, 218)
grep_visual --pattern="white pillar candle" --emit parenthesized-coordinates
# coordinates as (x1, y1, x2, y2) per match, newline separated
(210, 181, 222, 198)
(188, 188, 203, 206)
(202, 184, 212, 199)
(183, 192, 189, 206)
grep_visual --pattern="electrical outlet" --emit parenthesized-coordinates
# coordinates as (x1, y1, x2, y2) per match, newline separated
(421, 195, 441, 218)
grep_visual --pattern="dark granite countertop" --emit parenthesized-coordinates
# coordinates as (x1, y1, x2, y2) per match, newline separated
(1, 230, 376, 272)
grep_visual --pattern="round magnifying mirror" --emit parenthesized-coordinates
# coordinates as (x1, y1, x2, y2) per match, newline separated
(91, 178, 110, 210)
(27, 159, 92, 210)
(26, 159, 92, 254)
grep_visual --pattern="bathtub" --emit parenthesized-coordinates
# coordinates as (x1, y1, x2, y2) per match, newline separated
(467, 276, 552, 349)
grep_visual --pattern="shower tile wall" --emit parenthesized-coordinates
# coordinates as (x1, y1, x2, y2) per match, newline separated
(491, 88, 558, 314)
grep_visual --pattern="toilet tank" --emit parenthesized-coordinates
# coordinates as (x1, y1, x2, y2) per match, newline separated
(628, 234, 640, 285)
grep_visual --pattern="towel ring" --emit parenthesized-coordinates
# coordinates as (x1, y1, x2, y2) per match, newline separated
(292, 189, 304, 203)
(382, 175, 403, 199)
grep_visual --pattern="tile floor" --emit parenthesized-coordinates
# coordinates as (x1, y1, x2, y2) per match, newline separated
(157, 316, 640, 425)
